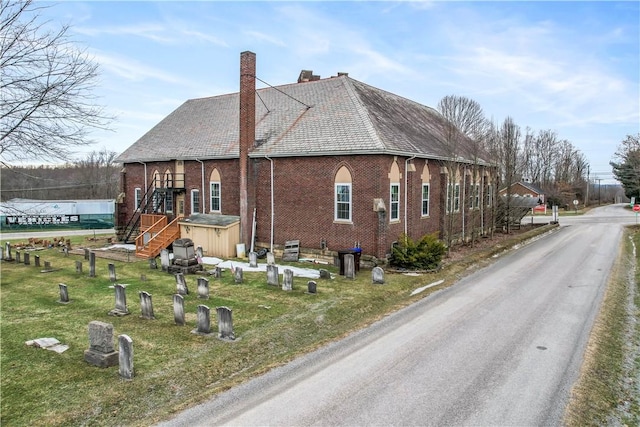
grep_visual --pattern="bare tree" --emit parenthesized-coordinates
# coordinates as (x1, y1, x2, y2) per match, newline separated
(497, 116, 521, 233)
(0, 0, 112, 164)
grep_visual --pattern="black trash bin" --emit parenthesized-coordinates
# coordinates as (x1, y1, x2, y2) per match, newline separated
(337, 248, 362, 275)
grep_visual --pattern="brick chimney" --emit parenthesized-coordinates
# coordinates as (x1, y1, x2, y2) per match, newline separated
(239, 51, 256, 248)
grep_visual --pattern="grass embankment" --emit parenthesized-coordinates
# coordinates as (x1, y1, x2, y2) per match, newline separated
(564, 225, 640, 426)
(1, 224, 555, 426)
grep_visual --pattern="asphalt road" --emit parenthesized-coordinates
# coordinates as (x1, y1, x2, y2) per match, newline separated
(153, 204, 635, 426)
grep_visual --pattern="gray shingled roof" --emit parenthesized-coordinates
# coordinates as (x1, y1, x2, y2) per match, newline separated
(116, 75, 492, 164)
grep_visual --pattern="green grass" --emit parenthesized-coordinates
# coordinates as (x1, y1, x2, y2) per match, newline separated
(1, 225, 559, 426)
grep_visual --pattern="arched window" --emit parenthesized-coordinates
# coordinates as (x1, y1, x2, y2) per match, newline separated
(334, 166, 352, 222)
(209, 168, 221, 213)
(421, 162, 430, 217)
(388, 160, 401, 222)
(445, 167, 461, 213)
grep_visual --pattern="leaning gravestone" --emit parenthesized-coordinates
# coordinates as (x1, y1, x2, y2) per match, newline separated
(249, 252, 258, 268)
(197, 277, 209, 299)
(160, 249, 171, 272)
(89, 252, 96, 277)
(173, 294, 185, 326)
(84, 321, 119, 368)
(282, 269, 293, 291)
(34, 255, 40, 268)
(266, 264, 279, 287)
(372, 266, 385, 284)
(217, 306, 235, 341)
(307, 280, 317, 294)
(139, 291, 155, 320)
(58, 283, 70, 304)
(344, 254, 355, 279)
(192, 305, 213, 336)
(108, 284, 130, 316)
(175, 273, 189, 295)
(108, 263, 117, 282)
(23, 252, 30, 265)
(75, 260, 83, 273)
(118, 334, 134, 380)
(234, 267, 243, 284)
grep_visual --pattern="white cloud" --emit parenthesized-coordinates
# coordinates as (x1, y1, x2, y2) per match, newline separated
(244, 30, 286, 47)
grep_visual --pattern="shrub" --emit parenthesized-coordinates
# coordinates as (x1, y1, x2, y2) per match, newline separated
(389, 233, 447, 270)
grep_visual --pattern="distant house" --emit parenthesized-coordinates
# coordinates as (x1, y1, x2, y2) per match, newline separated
(115, 51, 498, 261)
(499, 181, 546, 213)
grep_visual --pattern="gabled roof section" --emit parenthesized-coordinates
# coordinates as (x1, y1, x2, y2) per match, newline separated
(116, 75, 493, 165)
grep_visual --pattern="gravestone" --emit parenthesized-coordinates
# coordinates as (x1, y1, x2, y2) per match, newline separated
(108, 284, 130, 316)
(108, 263, 117, 282)
(344, 254, 355, 279)
(4, 242, 13, 261)
(192, 305, 212, 335)
(217, 306, 235, 341)
(84, 321, 119, 367)
(58, 283, 70, 304)
(23, 252, 30, 265)
(15, 251, 21, 263)
(34, 255, 40, 267)
(197, 277, 209, 299)
(212, 266, 222, 278)
(160, 249, 171, 272)
(234, 267, 243, 284)
(249, 252, 258, 268)
(75, 260, 83, 273)
(372, 266, 385, 284)
(282, 269, 293, 291)
(149, 258, 157, 269)
(173, 294, 185, 326)
(266, 264, 279, 287)
(196, 246, 203, 259)
(175, 273, 189, 295)
(43, 260, 52, 270)
(62, 246, 69, 257)
(118, 334, 134, 380)
(266, 252, 275, 265)
(319, 269, 331, 279)
(89, 252, 96, 277)
(84, 248, 90, 261)
(307, 280, 317, 294)
(139, 291, 155, 320)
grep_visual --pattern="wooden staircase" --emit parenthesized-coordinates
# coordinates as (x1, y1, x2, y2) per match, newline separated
(135, 215, 183, 259)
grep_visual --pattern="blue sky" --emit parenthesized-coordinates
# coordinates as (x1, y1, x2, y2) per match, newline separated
(39, 1, 639, 184)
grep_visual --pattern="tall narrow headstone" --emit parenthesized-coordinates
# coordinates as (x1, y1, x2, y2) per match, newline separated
(160, 249, 170, 272)
(196, 246, 203, 259)
(344, 254, 355, 279)
(282, 269, 293, 291)
(84, 321, 118, 367)
(175, 273, 189, 295)
(149, 258, 157, 269)
(197, 277, 209, 299)
(266, 264, 279, 286)
(266, 252, 275, 265)
(173, 294, 185, 326)
(249, 252, 258, 268)
(108, 263, 117, 282)
(62, 246, 69, 257)
(108, 284, 130, 316)
(372, 266, 385, 284)
(193, 305, 211, 335)
(75, 260, 83, 273)
(118, 334, 134, 380)
(58, 283, 70, 303)
(4, 242, 12, 261)
(216, 306, 235, 341)
(84, 248, 90, 260)
(307, 280, 317, 294)
(139, 291, 155, 320)
(34, 255, 40, 267)
(15, 251, 21, 263)
(212, 266, 222, 278)
(89, 252, 96, 277)
(23, 252, 30, 265)
(234, 267, 243, 284)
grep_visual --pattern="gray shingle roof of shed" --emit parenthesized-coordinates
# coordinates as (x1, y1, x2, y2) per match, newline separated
(116, 75, 491, 164)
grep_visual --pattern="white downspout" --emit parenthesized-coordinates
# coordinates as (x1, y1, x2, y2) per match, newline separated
(137, 161, 147, 209)
(404, 155, 416, 236)
(196, 159, 205, 213)
(266, 156, 274, 252)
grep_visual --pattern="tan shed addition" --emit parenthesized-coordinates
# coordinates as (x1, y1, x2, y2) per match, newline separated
(178, 214, 240, 258)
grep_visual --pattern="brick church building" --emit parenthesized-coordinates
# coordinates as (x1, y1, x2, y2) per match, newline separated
(115, 51, 498, 261)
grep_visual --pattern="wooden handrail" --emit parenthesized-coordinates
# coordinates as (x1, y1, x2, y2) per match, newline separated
(136, 216, 183, 259)
(140, 214, 166, 231)
(135, 215, 168, 254)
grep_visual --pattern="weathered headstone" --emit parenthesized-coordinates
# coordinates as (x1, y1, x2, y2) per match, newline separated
(23, 252, 30, 265)
(43, 260, 52, 271)
(282, 269, 293, 291)
(75, 260, 83, 273)
(173, 294, 185, 326)
(58, 283, 70, 304)
(372, 266, 385, 284)
(34, 254, 40, 267)
(319, 269, 331, 279)
(62, 246, 69, 257)
(266, 264, 279, 287)
(344, 254, 355, 279)
(212, 266, 222, 278)
(160, 249, 170, 272)
(175, 273, 189, 295)
(84, 321, 119, 367)
(84, 248, 90, 261)
(197, 277, 209, 299)
(234, 267, 243, 284)
(108, 263, 117, 282)
(118, 334, 134, 380)
(307, 280, 317, 294)
(249, 252, 258, 268)
(4, 242, 12, 261)
(89, 252, 96, 277)
(15, 251, 21, 264)
(108, 284, 130, 316)
(139, 291, 155, 320)
(217, 306, 235, 341)
(266, 252, 275, 265)
(192, 305, 212, 335)
(196, 246, 203, 259)
(149, 257, 157, 269)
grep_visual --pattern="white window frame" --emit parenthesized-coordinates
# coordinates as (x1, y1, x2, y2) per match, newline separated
(164, 190, 173, 213)
(421, 183, 430, 217)
(191, 189, 200, 214)
(454, 183, 461, 212)
(486, 184, 493, 207)
(134, 187, 142, 211)
(390, 183, 400, 221)
(335, 183, 352, 222)
(210, 181, 221, 213)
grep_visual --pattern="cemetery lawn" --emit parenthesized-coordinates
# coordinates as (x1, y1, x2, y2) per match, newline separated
(1, 225, 555, 426)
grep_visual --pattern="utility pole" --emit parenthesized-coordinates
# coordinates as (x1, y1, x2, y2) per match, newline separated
(597, 178, 602, 205)
(585, 166, 589, 208)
